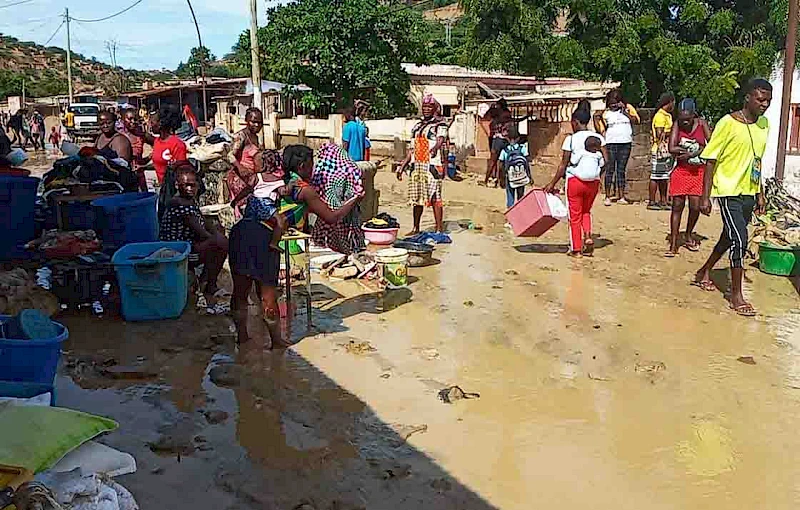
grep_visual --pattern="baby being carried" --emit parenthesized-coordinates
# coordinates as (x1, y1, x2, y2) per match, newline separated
(231, 149, 295, 252)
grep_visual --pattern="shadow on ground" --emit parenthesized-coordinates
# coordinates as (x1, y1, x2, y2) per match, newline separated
(55, 290, 489, 510)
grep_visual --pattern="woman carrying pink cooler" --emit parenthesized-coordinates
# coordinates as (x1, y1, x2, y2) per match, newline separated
(544, 101, 609, 257)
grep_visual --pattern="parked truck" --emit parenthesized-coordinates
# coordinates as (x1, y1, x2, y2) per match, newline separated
(67, 103, 100, 140)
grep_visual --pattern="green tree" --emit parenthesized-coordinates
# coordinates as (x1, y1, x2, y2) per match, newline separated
(0, 69, 23, 101)
(461, 0, 792, 120)
(459, 0, 565, 76)
(233, 0, 431, 116)
(176, 46, 214, 78)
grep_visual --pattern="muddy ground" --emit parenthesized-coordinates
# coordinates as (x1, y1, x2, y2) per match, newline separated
(49, 170, 799, 510)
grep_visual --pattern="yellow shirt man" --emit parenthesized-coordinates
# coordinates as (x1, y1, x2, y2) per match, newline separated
(700, 114, 767, 197)
(64, 111, 75, 128)
(651, 107, 673, 155)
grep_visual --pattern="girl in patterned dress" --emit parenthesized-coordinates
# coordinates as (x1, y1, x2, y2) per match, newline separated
(160, 162, 228, 295)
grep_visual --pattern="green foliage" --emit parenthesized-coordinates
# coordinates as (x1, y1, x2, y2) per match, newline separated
(459, 0, 790, 120)
(232, 0, 431, 117)
(0, 69, 23, 100)
(176, 46, 214, 78)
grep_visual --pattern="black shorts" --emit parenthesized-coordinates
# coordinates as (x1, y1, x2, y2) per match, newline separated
(491, 137, 509, 154)
(228, 219, 280, 286)
(713, 195, 756, 269)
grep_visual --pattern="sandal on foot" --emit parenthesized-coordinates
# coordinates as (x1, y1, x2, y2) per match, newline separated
(685, 241, 700, 252)
(617, 198, 630, 205)
(582, 239, 595, 257)
(691, 279, 716, 292)
(604, 198, 613, 206)
(664, 251, 678, 258)
(729, 303, 757, 317)
(646, 203, 661, 210)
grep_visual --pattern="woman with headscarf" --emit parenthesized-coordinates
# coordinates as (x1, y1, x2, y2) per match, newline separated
(227, 107, 264, 218)
(396, 94, 449, 234)
(311, 143, 367, 254)
(665, 98, 712, 256)
(229, 145, 362, 347)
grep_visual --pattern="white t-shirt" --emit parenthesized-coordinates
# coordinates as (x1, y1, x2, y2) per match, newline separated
(602, 109, 633, 144)
(562, 131, 605, 181)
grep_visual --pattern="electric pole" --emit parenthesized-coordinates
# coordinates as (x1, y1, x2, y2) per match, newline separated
(65, 8, 73, 104)
(249, 0, 262, 113)
(185, 0, 208, 126)
(776, 0, 798, 182)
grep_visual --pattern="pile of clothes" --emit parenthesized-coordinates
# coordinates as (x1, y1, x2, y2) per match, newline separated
(752, 178, 800, 248)
(42, 148, 138, 193)
(0, 268, 59, 316)
(363, 213, 400, 230)
(26, 230, 101, 259)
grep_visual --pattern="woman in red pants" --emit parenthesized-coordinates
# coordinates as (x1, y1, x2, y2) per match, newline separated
(544, 102, 609, 257)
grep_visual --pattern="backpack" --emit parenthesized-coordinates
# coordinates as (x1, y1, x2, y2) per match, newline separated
(505, 144, 531, 188)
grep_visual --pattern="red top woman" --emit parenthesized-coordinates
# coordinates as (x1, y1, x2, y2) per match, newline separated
(666, 98, 712, 256)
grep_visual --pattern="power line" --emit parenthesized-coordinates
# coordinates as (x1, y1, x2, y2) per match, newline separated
(0, 0, 35, 9)
(70, 0, 144, 23)
(43, 19, 64, 46)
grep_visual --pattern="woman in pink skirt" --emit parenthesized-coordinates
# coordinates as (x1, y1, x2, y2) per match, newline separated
(666, 98, 712, 257)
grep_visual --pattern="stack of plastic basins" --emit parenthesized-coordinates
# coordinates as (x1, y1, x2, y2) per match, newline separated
(0, 314, 69, 406)
(0, 175, 39, 261)
(112, 241, 191, 321)
(92, 192, 158, 252)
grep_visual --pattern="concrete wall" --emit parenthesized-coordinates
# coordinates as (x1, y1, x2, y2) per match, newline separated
(763, 65, 800, 199)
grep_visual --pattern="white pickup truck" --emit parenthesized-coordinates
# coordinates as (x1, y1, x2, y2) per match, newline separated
(67, 103, 101, 140)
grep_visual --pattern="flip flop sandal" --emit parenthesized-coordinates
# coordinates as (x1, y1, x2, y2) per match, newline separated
(582, 240, 595, 257)
(664, 251, 678, 258)
(730, 303, 757, 317)
(685, 241, 700, 252)
(646, 204, 661, 211)
(690, 280, 716, 292)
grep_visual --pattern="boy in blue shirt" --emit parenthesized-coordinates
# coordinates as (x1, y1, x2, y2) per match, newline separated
(342, 107, 367, 161)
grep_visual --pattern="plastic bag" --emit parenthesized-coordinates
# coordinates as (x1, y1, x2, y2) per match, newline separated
(546, 193, 568, 220)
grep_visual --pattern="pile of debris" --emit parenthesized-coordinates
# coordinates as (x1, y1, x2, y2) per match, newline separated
(752, 178, 800, 248)
(317, 252, 378, 281)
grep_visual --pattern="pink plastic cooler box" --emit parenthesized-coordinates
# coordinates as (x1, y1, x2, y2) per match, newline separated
(505, 189, 560, 237)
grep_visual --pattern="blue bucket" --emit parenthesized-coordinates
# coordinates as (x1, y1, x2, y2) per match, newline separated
(93, 192, 158, 251)
(0, 314, 68, 384)
(0, 175, 39, 261)
(112, 241, 191, 321)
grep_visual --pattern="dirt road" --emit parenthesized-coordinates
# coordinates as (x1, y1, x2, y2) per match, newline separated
(54, 172, 799, 510)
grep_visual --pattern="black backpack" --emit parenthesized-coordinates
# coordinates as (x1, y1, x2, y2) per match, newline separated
(505, 144, 531, 188)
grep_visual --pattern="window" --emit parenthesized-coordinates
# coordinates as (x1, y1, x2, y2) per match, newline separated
(790, 104, 800, 154)
(68, 105, 99, 116)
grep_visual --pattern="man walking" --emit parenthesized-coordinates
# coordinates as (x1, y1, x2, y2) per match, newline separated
(693, 78, 771, 317)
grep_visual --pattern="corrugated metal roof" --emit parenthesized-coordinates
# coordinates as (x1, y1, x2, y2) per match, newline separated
(402, 63, 545, 82)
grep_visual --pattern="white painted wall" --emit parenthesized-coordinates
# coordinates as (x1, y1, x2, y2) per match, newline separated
(763, 65, 800, 198)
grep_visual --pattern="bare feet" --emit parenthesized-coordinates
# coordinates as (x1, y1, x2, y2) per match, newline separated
(405, 229, 420, 237)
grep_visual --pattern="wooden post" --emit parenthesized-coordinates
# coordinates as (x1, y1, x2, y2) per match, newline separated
(297, 114, 307, 145)
(776, 0, 799, 182)
(330, 113, 344, 144)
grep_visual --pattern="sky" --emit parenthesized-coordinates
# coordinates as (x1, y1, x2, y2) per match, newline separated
(0, 0, 283, 70)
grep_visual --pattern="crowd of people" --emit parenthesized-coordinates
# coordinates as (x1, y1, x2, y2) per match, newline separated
(0, 77, 775, 347)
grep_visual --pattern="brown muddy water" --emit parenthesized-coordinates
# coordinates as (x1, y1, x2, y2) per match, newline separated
(52, 173, 799, 510)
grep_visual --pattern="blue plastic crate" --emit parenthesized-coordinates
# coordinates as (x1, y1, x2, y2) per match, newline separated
(0, 314, 68, 385)
(0, 176, 39, 261)
(93, 192, 158, 251)
(112, 241, 191, 321)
